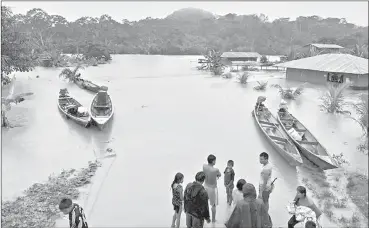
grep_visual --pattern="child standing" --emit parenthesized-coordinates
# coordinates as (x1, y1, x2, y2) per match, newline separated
(224, 160, 235, 206)
(171, 172, 184, 228)
(59, 198, 88, 228)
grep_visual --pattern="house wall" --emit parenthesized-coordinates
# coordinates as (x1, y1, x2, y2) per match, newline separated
(225, 57, 258, 62)
(286, 68, 368, 87)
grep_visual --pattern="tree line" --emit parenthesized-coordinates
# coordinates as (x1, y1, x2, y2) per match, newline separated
(1, 6, 368, 77)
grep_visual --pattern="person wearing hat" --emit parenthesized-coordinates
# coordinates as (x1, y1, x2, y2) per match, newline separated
(225, 183, 272, 228)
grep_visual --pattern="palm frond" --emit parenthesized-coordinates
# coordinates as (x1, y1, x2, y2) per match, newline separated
(320, 83, 351, 113)
(237, 72, 249, 84)
(292, 83, 306, 96)
(254, 81, 268, 91)
(59, 68, 73, 78)
(72, 64, 84, 76)
(270, 83, 282, 89)
(348, 93, 369, 136)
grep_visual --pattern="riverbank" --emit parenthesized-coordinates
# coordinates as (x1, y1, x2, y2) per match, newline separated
(1, 161, 101, 228)
(299, 159, 368, 228)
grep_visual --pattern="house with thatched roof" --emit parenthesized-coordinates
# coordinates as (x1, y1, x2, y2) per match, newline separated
(275, 53, 368, 90)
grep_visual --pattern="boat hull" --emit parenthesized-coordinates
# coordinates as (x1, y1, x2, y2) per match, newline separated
(75, 80, 101, 93)
(57, 92, 91, 128)
(89, 91, 114, 131)
(276, 112, 337, 170)
(253, 109, 303, 166)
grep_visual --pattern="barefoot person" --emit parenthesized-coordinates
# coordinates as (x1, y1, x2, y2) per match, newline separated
(184, 171, 211, 228)
(288, 186, 322, 228)
(258, 152, 274, 212)
(226, 183, 272, 228)
(224, 160, 235, 206)
(203, 154, 221, 223)
(59, 198, 88, 228)
(171, 172, 184, 228)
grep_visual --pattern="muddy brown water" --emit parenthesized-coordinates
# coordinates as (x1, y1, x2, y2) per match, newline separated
(2, 55, 367, 227)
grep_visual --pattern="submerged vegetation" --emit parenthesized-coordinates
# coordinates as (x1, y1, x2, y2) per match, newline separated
(1, 161, 101, 228)
(59, 65, 84, 83)
(2, 5, 368, 82)
(300, 162, 368, 228)
(350, 93, 369, 154)
(319, 83, 351, 114)
(202, 49, 224, 76)
(254, 81, 268, 91)
(237, 72, 250, 84)
(270, 83, 305, 99)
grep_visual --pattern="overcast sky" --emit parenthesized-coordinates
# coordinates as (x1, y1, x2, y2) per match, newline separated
(3, 1, 368, 26)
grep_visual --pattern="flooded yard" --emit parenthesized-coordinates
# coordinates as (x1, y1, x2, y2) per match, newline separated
(2, 55, 367, 227)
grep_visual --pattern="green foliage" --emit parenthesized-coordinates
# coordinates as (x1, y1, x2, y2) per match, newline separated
(260, 55, 268, 63)
(254, 81, 268, 91)
(319, 83, 351, 114)
(222, 72, 232, 78)
(1, 7, 36, 77)
(203, 49, 224, 75)
(350, 94, 369, 136)
(1, 161, 101, 228)
(270, 83, 305, 99)
(237, 72, 250, 84)
(3, 7, 368, 57)
(59, 65, 84, 82)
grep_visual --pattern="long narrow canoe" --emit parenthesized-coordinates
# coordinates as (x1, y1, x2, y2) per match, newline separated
(89, 87, 114, 130)
(57, 89, 91, 128)
(75, 78, 102, 93)
(277, 111, 338, 170)
(253, 106, 303, 166)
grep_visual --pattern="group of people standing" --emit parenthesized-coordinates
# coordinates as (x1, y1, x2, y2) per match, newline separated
(170, 153, 322, 228)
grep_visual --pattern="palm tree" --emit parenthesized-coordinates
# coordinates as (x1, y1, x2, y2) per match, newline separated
(59, 65, 84, 83)
(270, 83, 306, 99)
(352, 44, 368, 59)
(350, 94, 368, 136)
(203, 49, 224, 75)
(319, 83, 351, 114)
(254, 81, 268, 91)
(237, 72, 249, 84)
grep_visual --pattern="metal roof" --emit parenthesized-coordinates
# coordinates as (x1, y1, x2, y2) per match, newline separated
(304, 43, 344, 49)
(274, 54, 368, 75)
(221, 52, 261, 58)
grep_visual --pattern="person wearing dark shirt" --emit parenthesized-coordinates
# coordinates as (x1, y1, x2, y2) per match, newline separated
(59, 198, 88, 228)
(288, 186, 322, 228)
(184, 171, 211, 228)
(224, 160, 235, 206)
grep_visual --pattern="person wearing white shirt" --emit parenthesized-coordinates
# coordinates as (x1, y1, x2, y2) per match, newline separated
(258, 152, 273, 212)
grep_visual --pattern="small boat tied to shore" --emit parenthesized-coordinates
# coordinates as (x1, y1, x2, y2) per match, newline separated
(57, 88, 91, 128)
(90, 86, 114, 130)
(75, 76, 102, 93)
(276, 109, 338, 170)
(253, 96, 303, 166)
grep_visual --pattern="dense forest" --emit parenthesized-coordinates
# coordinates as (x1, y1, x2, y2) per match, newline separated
(4, 7, 369, 55)
(1, 6, 368, 77)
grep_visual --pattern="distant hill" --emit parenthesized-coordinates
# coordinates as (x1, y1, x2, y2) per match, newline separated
(166, 7, 215, 21)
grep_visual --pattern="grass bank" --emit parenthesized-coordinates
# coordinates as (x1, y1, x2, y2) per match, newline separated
(346, 172, 368, 220)
(299, 160, 368, 228)
(1, 161, 101, 228)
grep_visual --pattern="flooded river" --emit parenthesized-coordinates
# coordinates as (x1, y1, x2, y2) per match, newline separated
(2, 55, 367, 227)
